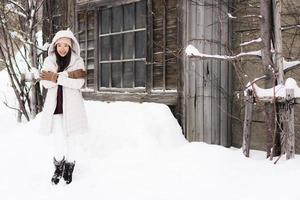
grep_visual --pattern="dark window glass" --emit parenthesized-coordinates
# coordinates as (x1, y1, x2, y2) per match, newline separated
(87, 30, 94, 38)
(78, 14, 85, 30)
(101, 8, 110, 34)
(135, 61, 145, 87)
(87, 69, 94, 87)
(80, 42, 85, 50)
(112, 35, 122, 60)
(136, 1, 146, 29)
(87, 11, 94, 29)
(87, 50, 94, 58)
(87, 40, 94, 49)
(123, 3, 134, 30)
(80, 50, 85, 58)
(87, 60, 94, 69)
(101, 36, 110, 60)
(123, 33, 134, 59)
(79, 32, 85, 41)
(123, 62, 133, 88)
(112, 7, 123, 32)
(112, 62, 122, 87)
(100, 64, 110, 87)
(135, 31, 145, 58)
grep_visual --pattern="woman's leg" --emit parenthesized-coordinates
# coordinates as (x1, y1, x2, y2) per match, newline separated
(51, 114, 66, 184)
(66, 136, 76, 162)
(64, 135, 78, 184)
(52, 114, 66, 161)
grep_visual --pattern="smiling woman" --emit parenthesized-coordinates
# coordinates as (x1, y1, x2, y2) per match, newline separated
(39, 29, 88, 185)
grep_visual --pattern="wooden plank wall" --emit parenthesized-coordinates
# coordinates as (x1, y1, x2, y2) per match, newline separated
(183, 0, 231, 146)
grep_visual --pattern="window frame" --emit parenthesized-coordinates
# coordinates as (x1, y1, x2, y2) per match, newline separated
(75, 0, 152, 93)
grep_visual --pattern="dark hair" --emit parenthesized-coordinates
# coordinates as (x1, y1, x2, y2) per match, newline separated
(55, 46, 71, 72)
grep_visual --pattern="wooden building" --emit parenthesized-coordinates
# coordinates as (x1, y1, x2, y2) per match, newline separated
(43, 0, 232, 147)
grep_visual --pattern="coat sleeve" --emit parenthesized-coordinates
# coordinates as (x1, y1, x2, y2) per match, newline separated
(40, 57, 58, 89)
(56, 58, 85, 90)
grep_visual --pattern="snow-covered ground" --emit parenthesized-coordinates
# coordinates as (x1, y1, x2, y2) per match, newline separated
(1, 70, 300, 200)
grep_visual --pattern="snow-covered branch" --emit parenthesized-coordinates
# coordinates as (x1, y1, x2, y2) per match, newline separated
(227, 13, 262, 19)
(7, 0, 26, 13)
(283, 59, 300, 72)
(227, 13, 237, 19)
(4, 3, 26, 19)
(240, 38, 262, 47)
(281, 24, 300, 31)
(28, 4, 36, 30)
(185, 44, 261, 60)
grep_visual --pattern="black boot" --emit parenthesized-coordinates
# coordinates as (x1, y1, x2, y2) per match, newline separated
(63, 161, 75, 184)
(51, 157, 65, 185)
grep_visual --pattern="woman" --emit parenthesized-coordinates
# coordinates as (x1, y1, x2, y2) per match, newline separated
(39, 29, 88, 185)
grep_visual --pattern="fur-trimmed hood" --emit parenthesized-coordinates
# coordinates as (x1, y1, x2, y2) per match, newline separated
(48, 29, 80, 56)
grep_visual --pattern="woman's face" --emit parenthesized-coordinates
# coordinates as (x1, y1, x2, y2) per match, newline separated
(56, 43, 70, 57)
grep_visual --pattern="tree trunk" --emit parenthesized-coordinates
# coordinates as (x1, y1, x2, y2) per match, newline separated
(284, 89, 295, 159)
(260, 0, 280, 158)
(272, 0, 284, 85)
(242, 90, 254, 157)
(271, 0, 290, 158)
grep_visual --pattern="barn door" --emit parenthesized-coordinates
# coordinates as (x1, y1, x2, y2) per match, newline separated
(183, 0, 231, 147)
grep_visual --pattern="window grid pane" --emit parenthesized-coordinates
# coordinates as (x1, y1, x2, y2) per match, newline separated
(136, 1, 146, 29)
(123, 33, 134, 59)
(123, 62, 134, 88)
(111, 62, 122, 88)
(101, 8, 110, 34)
(112, 35, 122, 60)
(101, 36, 110, 60)
(100, 64, 110, 87)
(123, 3, 134, 31)
(135, 31, 145, 58)
(135, 61, 146, 87)
(98, 0, 146, 89)
(112, 6, 123, 32)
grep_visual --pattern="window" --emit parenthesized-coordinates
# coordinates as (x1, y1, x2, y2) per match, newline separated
(98, 1, 146, 89)
(77, 0, 147, 90)
(77, 10, 95, 88)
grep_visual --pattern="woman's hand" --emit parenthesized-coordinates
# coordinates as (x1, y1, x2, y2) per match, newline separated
(40, 70, 58, 83)
(68, 69, 87, 79)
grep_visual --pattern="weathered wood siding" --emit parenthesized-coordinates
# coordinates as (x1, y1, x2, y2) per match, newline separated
(183, 0, 231, 146)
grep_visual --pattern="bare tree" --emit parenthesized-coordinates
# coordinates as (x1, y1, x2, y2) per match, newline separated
(0, 0, 45, 121)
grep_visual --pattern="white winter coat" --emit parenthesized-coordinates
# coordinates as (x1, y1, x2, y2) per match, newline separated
(39, 30, 88, 136)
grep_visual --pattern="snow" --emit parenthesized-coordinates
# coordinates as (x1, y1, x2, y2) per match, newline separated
(227, 13, 237, 19)
(240, 37, 262, 46)
(283, 58, 300, 72)
(151, 89, 177, 93)
(245, 77, 300, 101)
(1, 70, 300, 200)
(185, 44, 261, 60)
